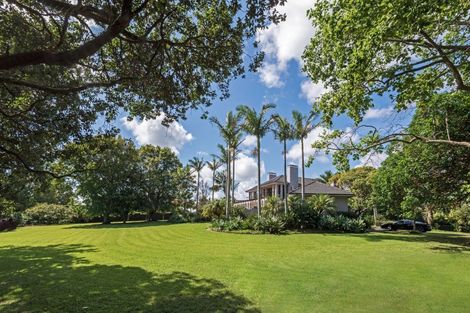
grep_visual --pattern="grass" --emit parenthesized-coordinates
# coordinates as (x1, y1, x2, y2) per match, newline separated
(1, 222, 469, 313)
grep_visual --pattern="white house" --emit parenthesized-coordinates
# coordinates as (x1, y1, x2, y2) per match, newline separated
(237, 164, 353, 212)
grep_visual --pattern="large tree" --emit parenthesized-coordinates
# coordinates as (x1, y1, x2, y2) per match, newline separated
(292, 110, 319, 201)
(0, 0, 285, 175)
(206, 158, 222, 202)
(237, 103, 276, 216)
(303, 0, 470, 156)
(272, 114, 293, 214)
(188, 156, 205, 211)
(139, 145, 181, 221)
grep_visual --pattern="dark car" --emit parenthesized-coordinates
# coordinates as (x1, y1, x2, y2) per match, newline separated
(381, 219, 431, 232)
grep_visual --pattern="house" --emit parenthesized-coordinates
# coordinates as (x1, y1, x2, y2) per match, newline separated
(237, 164, 353, 212)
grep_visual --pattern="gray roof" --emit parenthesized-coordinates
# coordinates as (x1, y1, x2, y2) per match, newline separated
(290, 180, 353, 196)
(245, 176, 320, 193)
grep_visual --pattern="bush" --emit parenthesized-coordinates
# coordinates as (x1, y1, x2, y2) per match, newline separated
(450, 204, 470, 232)
(24, 203, 78, 225)
(262, 196, 282, 217)
(168, 212, 189, 223)
(201, 199, 225, 219)
(254, 215, 286, 234)
(319, 215, 367, 233)
(287, 196, 319, 229)
(211, 215, 286, 234)
(230, 204, 247, 219)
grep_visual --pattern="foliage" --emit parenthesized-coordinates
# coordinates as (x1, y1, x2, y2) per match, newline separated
(139, 145, 182, 220)
(24, 203, 78, 225)
(167, 212, 190, 224)
(262, 196, 282, 217)
(1, 0, 284, 176)
(211, 215, 286, 234)
(0, 218, 17, 232)
(201, 200, 226, 220)
(318, 215, 368, 233)
(330, 167, 376, 215)
(449, 203, 470, 233)
(303, 0, 470, 124)
(237, 103, 276, 215)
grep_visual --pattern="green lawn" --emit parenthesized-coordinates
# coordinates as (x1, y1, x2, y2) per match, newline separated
(1, 222, 469, 313)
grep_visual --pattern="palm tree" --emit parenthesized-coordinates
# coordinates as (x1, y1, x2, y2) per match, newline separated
(231, 132, 243, 205)
(319, 170, 334, 184)
(188, 157, 205, 211)
(237, 103, 276, 216)
(206, 158, 222, 201)
(210, 112, 241, 216)
(292, 110, 319, 201)
(272, 115, 293, 214)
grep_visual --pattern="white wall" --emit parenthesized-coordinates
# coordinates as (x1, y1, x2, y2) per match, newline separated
(334, 196, 349, 212)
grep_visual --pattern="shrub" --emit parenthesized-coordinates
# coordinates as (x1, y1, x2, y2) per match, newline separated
(254, 215, 286, 234)
(319, 215, 367, 233)
(211, 217, 243, 231)
(201, 199, 225, 219)
(287, 196, 318, 229)
(24, 203, 78, 225)
(449, 204, 470, 232)
(262, 196, 282, 217)
(168, 212, 189, 223)
(230, 204, 247, 218)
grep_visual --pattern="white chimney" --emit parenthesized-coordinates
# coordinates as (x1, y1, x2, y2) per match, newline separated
(287, 164, 298, 191)
(268, 172, 276, 180)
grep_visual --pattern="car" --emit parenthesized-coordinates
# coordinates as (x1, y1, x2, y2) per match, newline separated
(381, 219, 431, 232)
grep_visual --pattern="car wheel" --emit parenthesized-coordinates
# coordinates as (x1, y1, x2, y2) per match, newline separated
(417, 225, 425, 232)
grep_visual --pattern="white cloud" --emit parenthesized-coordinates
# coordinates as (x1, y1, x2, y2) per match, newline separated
(287, 126, 331, 164)
(234, 152, 266, 200)
(357, 152, 388, 168)
(121, 115, 193, 154)
(364, 106, 394, 120)
(300, 79, 328, 102)
(256, 0, 316, 87)
(241, 135, 257, 148)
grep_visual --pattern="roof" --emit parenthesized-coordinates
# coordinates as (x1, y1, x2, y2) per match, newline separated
(245, 176, 320, 193)
(290, 180, 353, 196)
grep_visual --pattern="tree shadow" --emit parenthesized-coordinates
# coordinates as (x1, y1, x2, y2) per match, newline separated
(66, 221, 179, 229)
(351, 231, 470, 253)
(0, 245, 260, 313)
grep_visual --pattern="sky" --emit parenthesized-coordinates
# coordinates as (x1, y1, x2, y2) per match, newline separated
(113, 1, 413, 200)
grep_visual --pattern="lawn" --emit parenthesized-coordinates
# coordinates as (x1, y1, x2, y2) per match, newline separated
(1, 222, 469, 313)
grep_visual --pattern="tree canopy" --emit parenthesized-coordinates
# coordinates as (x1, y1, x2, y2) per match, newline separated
(0, 0, 285, 175)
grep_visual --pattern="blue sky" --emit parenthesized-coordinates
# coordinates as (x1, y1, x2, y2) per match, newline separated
(115, 1, 413, 199)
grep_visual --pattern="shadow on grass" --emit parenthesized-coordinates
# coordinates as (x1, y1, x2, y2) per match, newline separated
(66, 220, 181, 229)
(0, 245, 260, 313)
(351, 231, 470, 253)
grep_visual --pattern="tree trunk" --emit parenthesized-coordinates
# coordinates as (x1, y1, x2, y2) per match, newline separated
(301, 138, 305, 201)
(257, 136, 261, 217)
(232, 149, 236, 205)
(103, 212, 110, 224)
(196, 172, 200, 212)
(211, 170, 215, 202)
(283, 139, 288, 214)
(225, 144, 230, 217)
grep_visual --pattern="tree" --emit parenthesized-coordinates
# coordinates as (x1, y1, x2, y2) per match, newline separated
(210, 112, 241, 216)
(272, 115, 293, 213)
(139, 145, 182, 221)
(1, 0, 285, 176)
(173, 166, 196, 213)
(188, 157, 205, 211)
(292, 110, 319, 201)
(206, 158, 222, 201)
(318, 170, 334, 184)
(371, 95, 470, 224)
(303, 0, 470, 157)
(237, 103, 276, 216)
(330, 167, 377, 221)
(71, 136, 141, 224)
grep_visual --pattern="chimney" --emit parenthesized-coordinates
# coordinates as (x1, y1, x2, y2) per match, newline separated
(287, 164, 298, 191)
(268, 172, 276, 180)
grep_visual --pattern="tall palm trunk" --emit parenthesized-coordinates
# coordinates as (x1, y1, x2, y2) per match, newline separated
(211, 169, 216, 201)
(300, 138, 305, 201)
(283, 139, 288, 214)
(225, 144, 231, 217)
(196, 172, 200, 211)
(232, 149, 236, 205)
(257, 136, 261, 217)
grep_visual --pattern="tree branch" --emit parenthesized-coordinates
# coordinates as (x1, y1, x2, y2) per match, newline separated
(0, 0, 134, 70)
